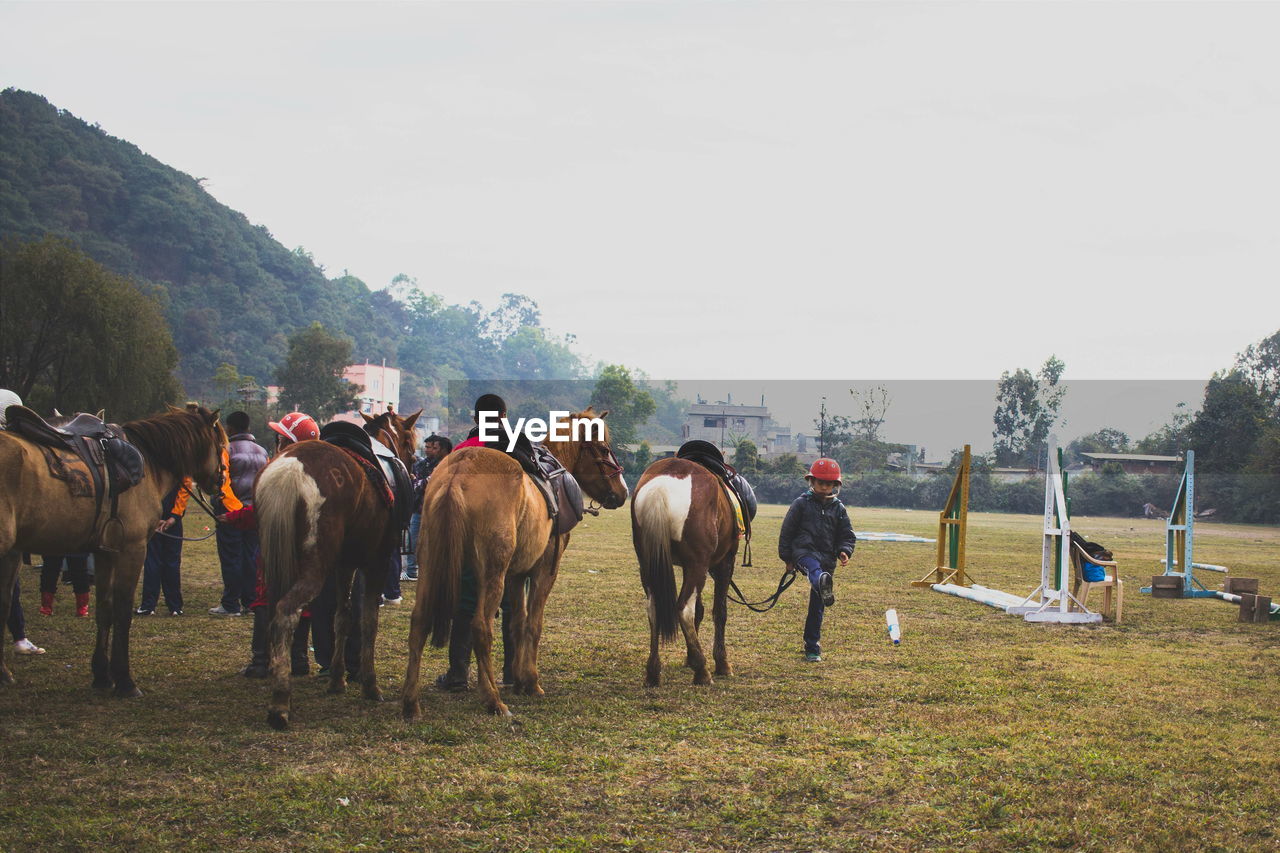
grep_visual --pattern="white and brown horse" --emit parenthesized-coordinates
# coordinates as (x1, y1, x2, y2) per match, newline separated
(0, 406, 227, 694)
(257, 409, 418, 730)
(402, 408, 628, 719)
(631, 457, 740, 687)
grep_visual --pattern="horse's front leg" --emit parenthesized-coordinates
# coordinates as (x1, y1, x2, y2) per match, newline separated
(710, 556, 734, 678)
(328, 566, 356, 695)
(520, 557, 562, 698)
(90, 550, 115, 689)
(473, 570, 510, 717)
(107, 544, 146, 697)
(0, 553, 18, 685)
(505, 576, 531, 695)
(357, 553, 390, 703)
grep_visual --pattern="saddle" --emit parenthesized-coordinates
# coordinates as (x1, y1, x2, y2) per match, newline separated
(676, 440, 758, 564)
(319, 421, 415, 530)
(4, 404, 146, 551)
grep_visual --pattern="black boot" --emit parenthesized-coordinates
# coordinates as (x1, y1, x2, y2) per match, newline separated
(435, 618, 472, 692)
(240, 606, 270, 678)
(291, 615, 311, 676)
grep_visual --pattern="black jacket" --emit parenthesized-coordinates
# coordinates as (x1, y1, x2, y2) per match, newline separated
(778, 490, 857, 571)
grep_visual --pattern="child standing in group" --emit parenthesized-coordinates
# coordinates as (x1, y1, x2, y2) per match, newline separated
(778, 458, 856, 663)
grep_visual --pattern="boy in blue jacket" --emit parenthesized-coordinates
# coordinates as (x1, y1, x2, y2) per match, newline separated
(778, 458, 857, 662)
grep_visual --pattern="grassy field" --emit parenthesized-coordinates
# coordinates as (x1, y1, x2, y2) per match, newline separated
(2, 503, 1278, 851)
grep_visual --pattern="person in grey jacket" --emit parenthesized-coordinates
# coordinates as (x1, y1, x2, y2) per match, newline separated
(210, 411, 269, 615)
(778, 457, 856, 663)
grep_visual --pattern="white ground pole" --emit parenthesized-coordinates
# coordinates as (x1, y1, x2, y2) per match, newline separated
(1008, 436, 1102, 624)
(1215, 591, 1280, 615)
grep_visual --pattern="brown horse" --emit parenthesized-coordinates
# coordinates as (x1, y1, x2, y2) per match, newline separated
(257, 409, 419, 730)
(0, 407, 227, 693)
(402, 408, 629, 719)
(631, 457, 739, 687)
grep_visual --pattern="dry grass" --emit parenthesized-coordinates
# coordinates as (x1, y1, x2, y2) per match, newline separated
(2, 504, 1277, 851)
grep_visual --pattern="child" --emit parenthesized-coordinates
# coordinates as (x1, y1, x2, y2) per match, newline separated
(778, 458, 856, 663)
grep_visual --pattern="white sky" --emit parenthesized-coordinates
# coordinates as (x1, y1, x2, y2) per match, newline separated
(3, 1, 1279, 385)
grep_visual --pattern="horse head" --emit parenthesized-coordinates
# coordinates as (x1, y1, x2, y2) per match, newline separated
(192, 406, 228, 495)
(363, 409, 420, 470)
(562, 407, 628, 510)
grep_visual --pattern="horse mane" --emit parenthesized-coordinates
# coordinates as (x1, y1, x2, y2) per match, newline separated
(123, 407, 223, 478)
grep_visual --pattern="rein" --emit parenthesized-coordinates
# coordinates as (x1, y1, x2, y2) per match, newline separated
(726, 565, 798, 613)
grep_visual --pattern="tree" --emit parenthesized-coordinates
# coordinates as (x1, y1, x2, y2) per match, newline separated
(1235, 328, 1280, 416)
(0, 235, 180, 419)
(276, 322, 361, 420)
(849, 385, 891, 441)
(589, 364, 656, 450)
(1137, 404, 1193, 455)
(1065, 428, 1130, 463)
(992, 356, 1066, 468)
(732, 438, 760, 480)
(1186, 371, 1268, 475)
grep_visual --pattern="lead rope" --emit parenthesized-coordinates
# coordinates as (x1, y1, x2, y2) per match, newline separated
(726, 565, 797, 613)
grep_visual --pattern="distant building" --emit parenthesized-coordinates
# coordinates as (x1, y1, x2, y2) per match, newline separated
(330, 361, 401, 425)
(1080, 452, 1182, 476)
(682, 402, 771, 449)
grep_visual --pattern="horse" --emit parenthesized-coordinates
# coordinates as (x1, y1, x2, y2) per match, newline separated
(631, 457, 740, 687)
(257, 408, 419, 730)
(401, 408, 629, 720)
(0, 406, 227, 694)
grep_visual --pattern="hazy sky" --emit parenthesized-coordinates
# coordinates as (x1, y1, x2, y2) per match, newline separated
(3, 2, 1278, 385)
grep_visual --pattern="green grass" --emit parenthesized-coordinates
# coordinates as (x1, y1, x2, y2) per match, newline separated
(2, 505, 1278, 851)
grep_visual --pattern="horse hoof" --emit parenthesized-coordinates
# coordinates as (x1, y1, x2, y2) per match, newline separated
(693, 673, 713, 686)
(114, 685, 143, 698)
(645, 675, 660, 688)
(267, 710, 290, 731)
(488, 702, 512, 717)
(0, 671, 14, 686)
(364, 688, 384, 703)
(327, 681, 346, 695)
(92, 677, 113, 690)
(715, 665, 733, 678)
(402, 701, 421, 722)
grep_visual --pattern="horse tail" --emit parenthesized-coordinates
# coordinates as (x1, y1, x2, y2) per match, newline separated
(422, 479, 467, 648)
(634, 480, 680, 642)
(256, 457, 323, 604)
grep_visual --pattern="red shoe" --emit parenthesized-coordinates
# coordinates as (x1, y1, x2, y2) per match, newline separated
(75, 592, 91, 618)
(39, 592, 55, 617)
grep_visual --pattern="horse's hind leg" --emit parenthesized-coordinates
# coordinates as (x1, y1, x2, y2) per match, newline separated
(473, 568, 511, 717)
(505, 576, 530, 694)
(710, 556, 734, 678)
(267, 572, 327, 731)
(0, 552, 18, 685)
(107, 545, 146, 698)
(401, 579, 432, 722)
(677, 569, 711, 685)
(519, 559, 562, 698)
(644, 592, 662, 688)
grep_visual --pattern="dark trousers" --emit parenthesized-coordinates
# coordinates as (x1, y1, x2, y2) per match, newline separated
(382, 551, 402, 601)
(140, 521, 184, 613)
(7, 578, 26, 642)
(796, 555, 832, 655)
(310, 571, 364, 674)
(41, 555, 91, 595)
(215, 524, 259, 613)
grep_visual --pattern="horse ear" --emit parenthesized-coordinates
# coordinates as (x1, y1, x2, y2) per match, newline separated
(402, 410, 420, 430)
(166, 404, 183, 414)
(208, 408, 221, 424)
(95, 409, 105, 420)
(53, 408, 63, 417)
(359, 412, 374, 423)
(598, 409, 610, 419)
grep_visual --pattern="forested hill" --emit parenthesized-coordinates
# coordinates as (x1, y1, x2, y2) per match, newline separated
(0, 89, 582, 404)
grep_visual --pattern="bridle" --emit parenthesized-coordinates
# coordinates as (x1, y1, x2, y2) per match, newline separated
(577, 438, 626, 514)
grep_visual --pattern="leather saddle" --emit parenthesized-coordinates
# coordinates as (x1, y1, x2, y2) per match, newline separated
(320, 421, 415, 530)
(676, 440, 758, 564)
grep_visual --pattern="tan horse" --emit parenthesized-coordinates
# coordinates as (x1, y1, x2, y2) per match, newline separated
(257, 409, 418, 730)
(402, 408, 629, 719)
(631, 458, 739, 687)
(0, 407, 227, 693)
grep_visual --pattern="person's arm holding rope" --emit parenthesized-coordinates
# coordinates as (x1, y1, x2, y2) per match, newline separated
(155, 479, 191, 534)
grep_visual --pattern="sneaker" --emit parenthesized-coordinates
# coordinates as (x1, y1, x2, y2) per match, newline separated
(818, 572, 835, 608)
(14, 638, 45, 655)
(381, 596, 403, 605)
(168, 610, 183, 617)
(208, 605, 242, 616)
(805, 651, 822, 663)
(135, 607, 154, 616)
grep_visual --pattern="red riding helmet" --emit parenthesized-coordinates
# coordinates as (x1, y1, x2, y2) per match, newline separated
(807, 457, 842, 484)
(269, 411, 320, 445)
